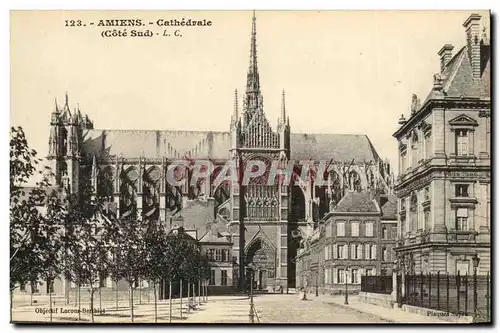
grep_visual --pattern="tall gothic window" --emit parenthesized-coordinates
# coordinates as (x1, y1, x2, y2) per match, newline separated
(59, 127, 68, 156)
(348, 171, 362, 192)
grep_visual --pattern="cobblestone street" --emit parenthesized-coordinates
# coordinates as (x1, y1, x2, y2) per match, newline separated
(253, 294, 390, 323)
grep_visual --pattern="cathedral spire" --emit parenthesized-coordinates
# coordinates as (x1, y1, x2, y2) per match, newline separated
(281, 89, 286, 123)
(62, 91, 71, 121)
(54, 97, 59, 113)
(244, 10, 261, 123)
(247, 10, 259, 93)
(232, 89, 239, 125)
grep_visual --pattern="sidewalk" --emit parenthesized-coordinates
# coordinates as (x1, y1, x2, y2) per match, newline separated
(315, 294, 464, 324)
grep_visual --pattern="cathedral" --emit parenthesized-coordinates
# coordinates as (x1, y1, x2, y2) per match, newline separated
(47, 13, 394, 289)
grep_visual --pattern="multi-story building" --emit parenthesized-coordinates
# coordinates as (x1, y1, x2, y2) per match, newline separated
(296, 191, 397, 294)
(199, 230, 235, 294)
(393, 13, 491, 275)
(380, 195, 398, 275)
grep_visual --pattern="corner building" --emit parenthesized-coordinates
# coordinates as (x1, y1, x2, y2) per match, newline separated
(393, 13, 491, 275)
(46, 13, 393, 290)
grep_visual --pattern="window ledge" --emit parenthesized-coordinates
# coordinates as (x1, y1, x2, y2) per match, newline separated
(449, 197, 478, 207)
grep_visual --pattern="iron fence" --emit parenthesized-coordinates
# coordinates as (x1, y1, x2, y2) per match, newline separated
(404, 271, 491, 322)
(361, 275, 393, 295)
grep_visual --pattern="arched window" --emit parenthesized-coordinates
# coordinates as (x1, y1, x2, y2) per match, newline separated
(348, 170, 362, 192)
(59, 127, 68, 155)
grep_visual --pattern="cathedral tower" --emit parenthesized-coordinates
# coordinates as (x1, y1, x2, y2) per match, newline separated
(47, 93, 92, 195)
(230, 12, 291, 290)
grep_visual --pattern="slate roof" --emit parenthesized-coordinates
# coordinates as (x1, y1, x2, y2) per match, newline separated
(82, 129, 231, 160)
(422, 44, 491, 104)
(333, 191, 380, 213)
(82, 129, 381, 162)
(380, 194, 398, 220)
(290, 133, 380, 162)
(199, 230, 232, 244)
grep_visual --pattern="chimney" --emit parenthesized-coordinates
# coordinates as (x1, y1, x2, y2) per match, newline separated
(438, 44, 454, 72)
(463, 13, 482, 79)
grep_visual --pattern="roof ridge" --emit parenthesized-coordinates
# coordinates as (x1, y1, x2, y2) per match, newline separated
(90, 128, 230, 134)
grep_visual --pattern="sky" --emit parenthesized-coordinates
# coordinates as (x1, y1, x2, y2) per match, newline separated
(10, 10, 489, 184)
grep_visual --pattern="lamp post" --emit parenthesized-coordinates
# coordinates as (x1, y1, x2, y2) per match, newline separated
(472, 253, 480, 320)
(472, 253, 480, 274)
(315, 271, 319, 297)
(248, 267, 255, 324)
(344, 268, 349, 305)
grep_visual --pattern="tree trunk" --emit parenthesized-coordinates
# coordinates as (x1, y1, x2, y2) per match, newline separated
(65, 279, 70, 305)
(10, 289, 13, 323)
(115, 279, 119, 310)
(30, 281, 34, 306)
(169, 281, 172, 323)
(180, 279, 183, 319)
(49, 287, 53, 323)
(139, 279, 142, 305)
(78, 284, 81, 321)
(192, 284, 196, 309)
(153, 282, 157, 323)
(148, 281, 151, 304)
(99, 286, 102, 311)
(187, 283, 190, 314)
(198, 280, 201, 305)
(130, 284, 134, 323)
(90, 284, 95, 323)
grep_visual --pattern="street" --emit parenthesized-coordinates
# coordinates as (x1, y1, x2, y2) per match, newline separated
(11, 293, 390, 324)
(253, 294, 390, 323)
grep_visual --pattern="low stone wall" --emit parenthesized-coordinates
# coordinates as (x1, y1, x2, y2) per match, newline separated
(357, 291, 395, 309)
(401, 304, 473, 323)
(207, 286, 236, 295)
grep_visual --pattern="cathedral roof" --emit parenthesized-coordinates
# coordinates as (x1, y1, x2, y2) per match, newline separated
(290, 133, 380, 162)
(82, 129, 232, 161)
(82, 129, 380, 162)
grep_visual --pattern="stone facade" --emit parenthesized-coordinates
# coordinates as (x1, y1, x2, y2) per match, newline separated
(393, 13, 491, 276)
(295, 192, 397, 294)
(199, 230, 235, 294)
